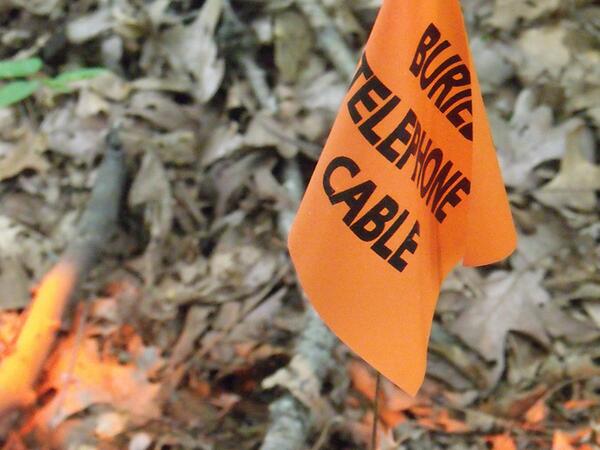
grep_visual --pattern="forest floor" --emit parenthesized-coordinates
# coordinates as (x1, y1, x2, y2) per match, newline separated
(0, 0, 599, 449)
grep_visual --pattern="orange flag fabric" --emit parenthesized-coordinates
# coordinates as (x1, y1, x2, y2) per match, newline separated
(288, 0, 517, 396)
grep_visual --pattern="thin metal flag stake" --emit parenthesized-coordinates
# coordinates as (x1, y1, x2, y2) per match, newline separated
(370, 372, 382, 450)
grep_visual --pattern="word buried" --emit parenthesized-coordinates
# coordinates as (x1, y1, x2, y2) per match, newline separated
(316, 22, 477, 274)
(410, 23, 474, 141)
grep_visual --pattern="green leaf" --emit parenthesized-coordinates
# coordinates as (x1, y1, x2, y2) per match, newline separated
(44, 67, 108, 92)
(0, 80, 40, 107)
(52, 67, 108, 84)
(42, 78, 73, 93)
(0, 57, 43, 79)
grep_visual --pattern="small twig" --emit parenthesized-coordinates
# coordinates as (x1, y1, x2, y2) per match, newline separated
(310, 416, 344, 450)
(370, 372, 382, 450)
(257, 116, 322, 160)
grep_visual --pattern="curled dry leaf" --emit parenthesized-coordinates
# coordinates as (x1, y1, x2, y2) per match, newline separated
(228, 286, 287, 343)
(87, 71, 131, 102)
(450, 270, 551, 364)
(0, 256, 30, 310)
(124, 128, 199, 165)
(208, 244, 284, 300)
(552, 430, 577, 450)
(0, 108, 16, 138)
(126, 91, 197, 131)
(274, 11, 313, 83)
(156, 0, 224, 103)
(200, 121, 244, 167)
(75, 89, 110, 117)
(41, 103, 107, 160)
(534, 126, 600, 213)
(66, 8, 114, 43)
(128, 150, 174, 240)
(10, 0, 64, 16)
(494, 90, 588, 189)
(149, 130, 198, 165)
(0, 216, 54, 287)
(488, 0, 561, 30)
(470, 36, 515, 93)
(0, 130, 48, 181)
(262, 354, 334, 426)
(168, 305, 213, 367)
(210, 152, 265, 216)
(487, 434, 517, 450)
(516, 25, 571, 81)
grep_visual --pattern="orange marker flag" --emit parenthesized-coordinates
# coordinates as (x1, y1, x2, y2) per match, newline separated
(288, 0, 517, 396)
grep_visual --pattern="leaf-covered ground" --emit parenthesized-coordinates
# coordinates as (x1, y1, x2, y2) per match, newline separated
(0, 0, 599, 449)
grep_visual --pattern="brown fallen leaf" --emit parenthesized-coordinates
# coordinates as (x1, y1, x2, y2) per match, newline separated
(487, 434, 517, 450)
(525, 398, 548, 424)
(347, 360, 377, 402)
(153, 0, 224, 103)
(516, 25, 571, 81)
(126, 91, 196, 131)
(0, 256, 30, 310)
(210, 152, 265, 217)
(40, 103, 107, 160)
(495, 90, 587, 189)
(33, 336, 161, 431)
(534, 126, 600, 213)
(66, 8, 113, 43)
(552, 430, 576, 450)
(128, 150, 174, 241)
(0, 131, 48, 181)
(488, 0, 561, 30)
(274, 11, 313, 83)
(449, 270, 550, 364)
(563, 399, 598, 411)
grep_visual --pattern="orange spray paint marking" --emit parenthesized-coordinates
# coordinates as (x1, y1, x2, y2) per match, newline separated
(0, 260, 78, 415)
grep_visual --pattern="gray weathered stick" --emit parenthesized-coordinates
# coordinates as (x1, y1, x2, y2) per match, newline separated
(66, 127, 126, 273)
(0, 127, 126, 425)
(260, 159, 338, 450)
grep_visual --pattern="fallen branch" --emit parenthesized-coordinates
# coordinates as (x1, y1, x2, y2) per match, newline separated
(0, 128, 126, 419)
(260, 160, 338, 450)
(261, 308, 337, 450)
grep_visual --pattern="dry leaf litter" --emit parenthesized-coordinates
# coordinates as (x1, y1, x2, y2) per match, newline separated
(0, 0, 598, 449)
